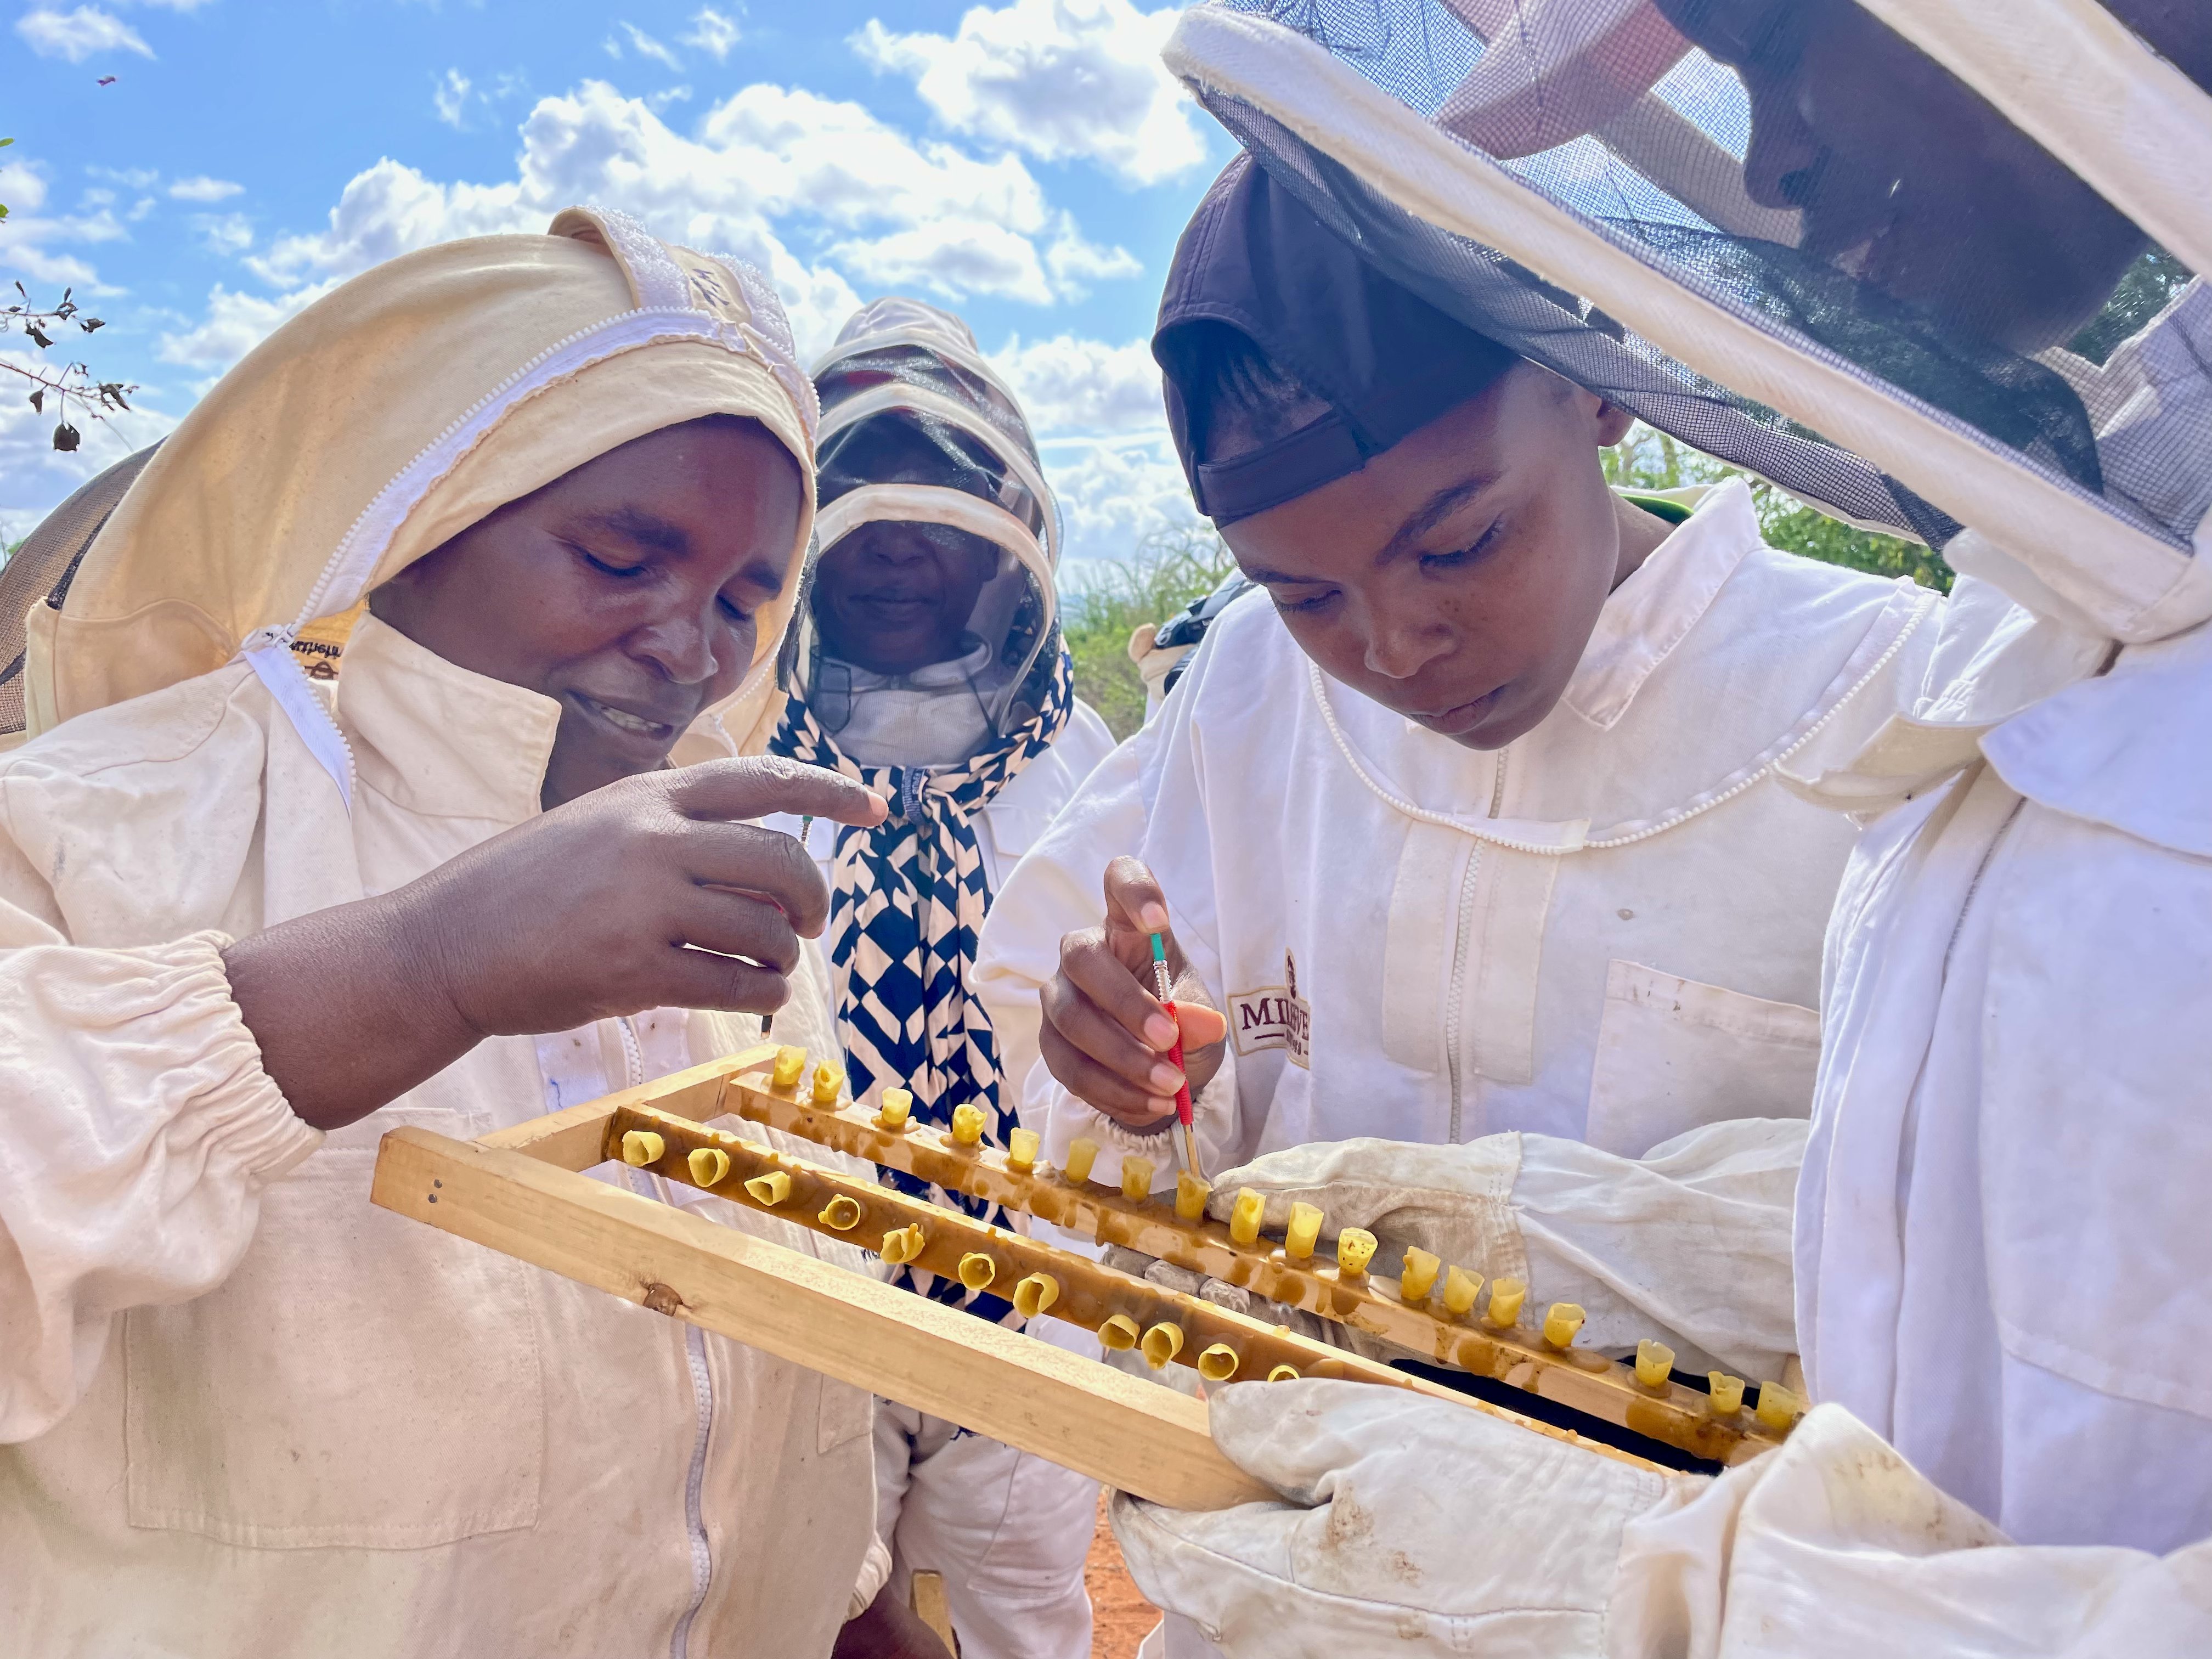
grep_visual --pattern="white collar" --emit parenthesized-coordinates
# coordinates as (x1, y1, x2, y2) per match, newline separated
(825, 636, 994, 693)
(335, 612, 561, 826)
(1559, 479, 1759, 731)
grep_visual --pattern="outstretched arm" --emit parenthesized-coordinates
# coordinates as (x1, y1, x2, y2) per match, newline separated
(0, 756, 882, 1442)
(1114, 1383, 2212, 1659)
(1204, 1117, 1804, 1380)
(227, 757, 883, 1131)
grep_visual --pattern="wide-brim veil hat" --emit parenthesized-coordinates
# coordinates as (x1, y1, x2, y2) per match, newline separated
(1164, 0, 2212, 646)
(14, 206, 821, 786)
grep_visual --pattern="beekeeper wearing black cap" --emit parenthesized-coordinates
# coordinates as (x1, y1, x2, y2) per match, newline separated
(1083, 1, 2212, 1653)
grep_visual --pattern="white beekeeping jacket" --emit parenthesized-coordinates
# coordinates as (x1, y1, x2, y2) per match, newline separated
(0, 616, 878, 1654)
(1793, 569, 2212, 1554)
(977, 481, 1936, 1189)
(0, 205, 878, 1656)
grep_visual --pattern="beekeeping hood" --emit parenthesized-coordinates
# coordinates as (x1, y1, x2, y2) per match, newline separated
(1164, 0, 2212, 646)
(789, 296, 1062, 737)
(0, 206, 821, 789)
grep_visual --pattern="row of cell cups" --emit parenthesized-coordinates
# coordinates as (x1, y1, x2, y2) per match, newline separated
(619, 1114, 1259, 1380)
(751, 1049, 1805, 1427)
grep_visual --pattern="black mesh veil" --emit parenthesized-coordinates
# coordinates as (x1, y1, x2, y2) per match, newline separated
(787, 297, 1065, 738)
(0, 444, 160, 747)
(1167, 0, 2212, 639)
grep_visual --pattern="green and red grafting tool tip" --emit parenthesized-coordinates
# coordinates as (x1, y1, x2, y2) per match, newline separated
(1150, 932, 1203, 1178)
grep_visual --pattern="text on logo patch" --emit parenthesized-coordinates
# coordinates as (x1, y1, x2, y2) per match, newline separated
(1228, 950, 1310, 1068)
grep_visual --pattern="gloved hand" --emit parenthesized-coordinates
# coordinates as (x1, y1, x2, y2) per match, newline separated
(1202, 1135, 1530, 1285)
(1111, 1378, 1689, 1657)
(1119, 1383, 2212, 1659)
(1198, 1124, 1804, 1378)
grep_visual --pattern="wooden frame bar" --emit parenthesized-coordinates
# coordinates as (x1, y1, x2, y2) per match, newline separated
(373, 1126, 1284, 1508)
(606, 1100, 1624, 1431)
(703, 1048, 1791, 1465)
(378, 1063, 1671, 1493)
(382, 1042, 1833, 1493)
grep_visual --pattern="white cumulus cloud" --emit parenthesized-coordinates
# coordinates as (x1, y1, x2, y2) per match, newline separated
(433, 68, 471, 129)
(618, 21, 684, 72)
(831, 220, 1058, 307)
(1042, 437, 1201, 566)
(168, 174, 243, 202)
(986, 333, 1188, 560)
(1044, 213, 1141, 295)
(15, 5, 154, 62)
(191, 211, 254, 256)
(855, 0, 1206, 187)
(208, 77, 1126, 377)
(991, 332, 1163, 435)
(0, 158, 129, 287)
(680, 6, 740, 61)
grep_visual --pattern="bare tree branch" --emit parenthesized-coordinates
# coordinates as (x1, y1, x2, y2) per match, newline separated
(4, 282, 136, 452)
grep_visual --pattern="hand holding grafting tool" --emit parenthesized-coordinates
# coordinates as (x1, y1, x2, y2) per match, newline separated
(1149, 932, 1203, 1180)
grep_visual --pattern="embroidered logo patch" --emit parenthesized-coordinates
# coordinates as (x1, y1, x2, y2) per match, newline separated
(1229, 950, 1310, 1069)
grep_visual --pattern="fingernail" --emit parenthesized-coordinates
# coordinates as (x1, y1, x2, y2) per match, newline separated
(1148, 1062, 1184, 1093)
(1138, 903, 1170, 934)
(1146, 1097, 1178, 1120)
(1142, 1013, 1178, 1048)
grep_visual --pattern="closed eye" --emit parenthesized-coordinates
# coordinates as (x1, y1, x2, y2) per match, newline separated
(1270, 586, 1340, 616)
(573, 543, 646, 579)
(1419, 520, 1503, 573)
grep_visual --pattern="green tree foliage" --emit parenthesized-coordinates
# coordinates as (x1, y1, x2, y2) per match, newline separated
(2067, 245, 2190, 365)
(1059, 524, 1239, 739)
(1602, 422, 1954, 592)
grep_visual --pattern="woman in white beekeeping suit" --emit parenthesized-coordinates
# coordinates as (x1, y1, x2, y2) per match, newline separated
(1097, 1, 2212, 1654)
(761, 298, 1116, 1659)
(0, 207, 893, 1655)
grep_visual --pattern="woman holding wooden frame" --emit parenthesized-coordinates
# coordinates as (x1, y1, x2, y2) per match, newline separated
(0, 207, 911, 1656)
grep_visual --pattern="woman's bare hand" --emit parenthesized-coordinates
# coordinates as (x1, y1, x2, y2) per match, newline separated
(1036, 856, 1227, 1130)
(227, 757, 885, 1131)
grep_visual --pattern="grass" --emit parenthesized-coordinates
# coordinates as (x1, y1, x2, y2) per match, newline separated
(1059, 524, 1240, 740)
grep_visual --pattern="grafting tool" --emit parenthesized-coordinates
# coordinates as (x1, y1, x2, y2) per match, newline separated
(1150, 932, 1203, 1180)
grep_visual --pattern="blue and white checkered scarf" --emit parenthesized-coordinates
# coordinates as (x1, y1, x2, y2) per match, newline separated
(770, 642, 1074, 1321)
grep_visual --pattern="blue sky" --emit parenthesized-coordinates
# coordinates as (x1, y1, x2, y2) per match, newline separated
(1, 0, 1239, 566)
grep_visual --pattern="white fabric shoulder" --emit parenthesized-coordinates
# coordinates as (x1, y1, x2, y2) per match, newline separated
(0, 662, 283, 945)
(1982, 610, 2212, 857)
(1060, 697, 1118, 776)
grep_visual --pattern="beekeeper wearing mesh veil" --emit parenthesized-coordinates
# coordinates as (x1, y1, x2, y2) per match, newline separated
(0, 206, 900, 1655)
(761, 297, 1115, 1659)
(1091, 1, 2212, 1654)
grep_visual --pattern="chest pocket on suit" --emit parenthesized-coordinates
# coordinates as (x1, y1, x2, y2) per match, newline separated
(985, 804, 1053, 867)
(123, 1106, 548, 1550)
(1582, 960, 1820, 1158)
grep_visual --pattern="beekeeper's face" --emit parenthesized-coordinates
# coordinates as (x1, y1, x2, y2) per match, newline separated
(810, 519, 1000, 676)
(370, 414, 803, 809)
(1222, 363, 1639, 752)
(1655, 0, 2147, 354)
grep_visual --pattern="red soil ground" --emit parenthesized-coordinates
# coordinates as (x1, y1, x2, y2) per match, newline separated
(1085, 1489, 1159, 1658)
